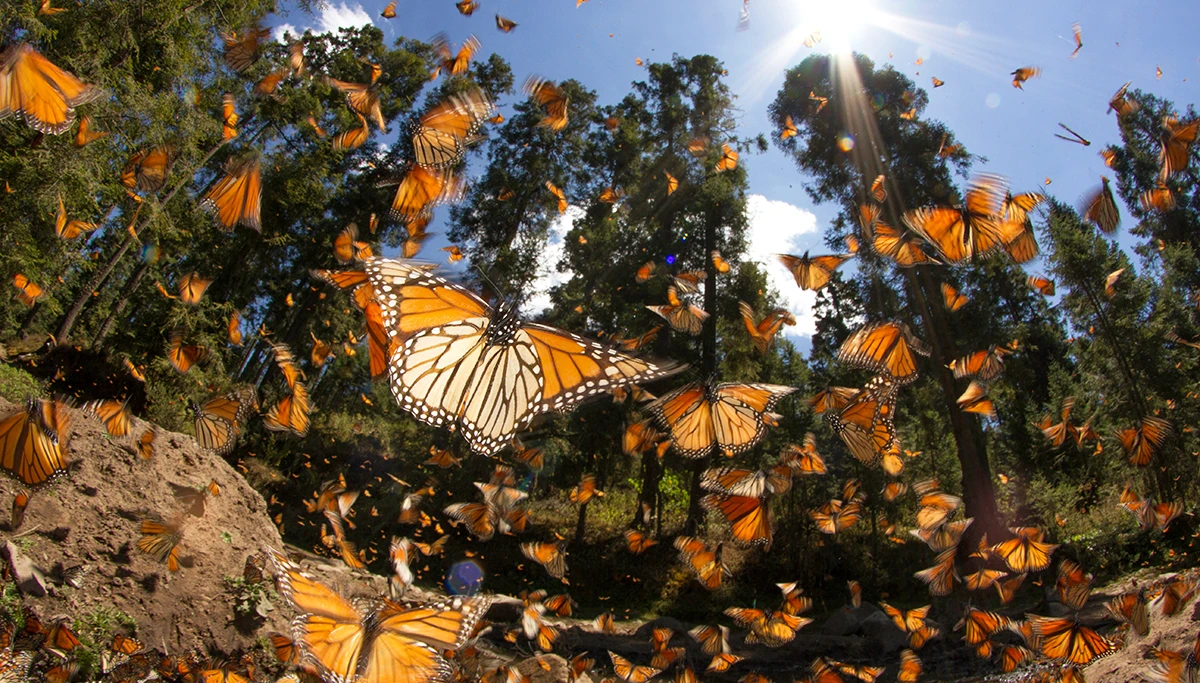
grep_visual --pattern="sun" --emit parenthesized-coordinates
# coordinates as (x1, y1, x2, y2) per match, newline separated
(800, 0, 880, 54)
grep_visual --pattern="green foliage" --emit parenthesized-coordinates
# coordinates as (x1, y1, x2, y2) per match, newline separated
(0, 580, 23, 630)
(0, 363, 41, 402)
(72, 605, 138, 676)
(223, 574, 277, 618)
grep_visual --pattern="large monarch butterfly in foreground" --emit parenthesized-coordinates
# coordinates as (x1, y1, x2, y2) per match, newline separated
(267, 548, 491, 683)
(0, 43, 100, 135)
(647, 381, 796, 458)
(410, 88, 494, 169)
(837, 321, 930, 382)
(364, 259, 683, 455)
(0, 398, 71, 486)
(137, 517, 183, 572)
(1027, 615, 1114, 666)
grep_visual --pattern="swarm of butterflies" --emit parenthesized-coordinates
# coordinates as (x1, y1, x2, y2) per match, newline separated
(4, 2, 1200, 682)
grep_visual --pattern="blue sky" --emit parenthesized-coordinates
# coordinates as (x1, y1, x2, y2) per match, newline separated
(271, 0, 1197, 344)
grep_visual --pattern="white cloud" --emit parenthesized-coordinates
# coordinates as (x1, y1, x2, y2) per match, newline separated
(316, 2, 374, 34)
(525, 205, 584, 316)
(272, 2, 373, 41)
(744, 194, 821, 337)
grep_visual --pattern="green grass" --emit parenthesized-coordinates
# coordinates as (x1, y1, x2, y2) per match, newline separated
(0, 363, 41, 403)
(72, 605, 138, 677)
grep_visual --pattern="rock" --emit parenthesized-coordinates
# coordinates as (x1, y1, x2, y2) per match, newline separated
(5, 541, 47, 597)
(822, 605, 878, 636)
(860, 610, 909, 654)
(518, 653, 573, 683)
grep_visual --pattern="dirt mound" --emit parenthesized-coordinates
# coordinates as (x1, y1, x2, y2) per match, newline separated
(1082, 569, 1200, 683)
(0, 397, 288, 653)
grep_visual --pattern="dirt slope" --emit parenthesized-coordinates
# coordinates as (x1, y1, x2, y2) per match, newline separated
(0, 397, 289, 653)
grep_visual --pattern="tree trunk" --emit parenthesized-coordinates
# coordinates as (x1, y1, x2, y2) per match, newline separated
(910, 268, 1002, 546)
(93, 260, 150, 347)
(573, 501, 588, 545)
(685, 211, 721, 534)
(633, 450, 661, 529)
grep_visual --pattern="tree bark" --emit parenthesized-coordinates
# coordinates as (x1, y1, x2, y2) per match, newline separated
(910, 268, 1003, 546)
(684, 210, 720, 534)
(93, 260, 150, 347)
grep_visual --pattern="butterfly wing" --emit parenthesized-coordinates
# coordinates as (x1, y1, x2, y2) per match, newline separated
(0, 44, 99, 135)
(648, 385, 713, 458)
(269, 550, 366, 681)
(201, 157, 262, 232)
(710, 383, 797, 456)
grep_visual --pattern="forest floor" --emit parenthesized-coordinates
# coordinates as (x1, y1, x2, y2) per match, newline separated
(0, 396, 1195, 682)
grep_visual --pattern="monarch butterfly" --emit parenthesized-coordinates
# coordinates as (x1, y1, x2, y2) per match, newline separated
(738, 302, 795, 354)
(73, 114, 107, 147)
(0, 44, 99, 135)
(728, 607, 810, 647)
(54, 195, 96, 239)
(82, 397, 132, 438)
(777, 252, 851, 291)
(220, 25, 270, 72)
(914, 548, 957, 597)
(608, 652, 660, 683)
(1116, 416, 1172, 467)
(121, 146, 175, 193)
(332, 113, 369, 152)
(402, 216, 433, 258)
(412, 534, 449, 557)
(871, 174, 887, 202)
(364, 259, 680, 455)
(829, 661, 884, 682)
(221, 93, 238, 140)
(333, 222, 373, 264)
(861, 204, 939, 267)
(1028, 616, 1114, 665)
(674, 536, 728, 590)
(715, 143, 738, 172)
(380, 0, 396, 17)
(1002, 190, 1046, 225)
(1055, 559, 1092, 610)
(263, 382, 311, 437)
(880, 603, 929, 634)
(912, 516, 969, 549)
(11, 273, 44, 307)
(956, 381, 996, 419)
(1138, 185, 1175, 213)
(542, 593, 574, 617)
(802, 31, 822, 47)
(268, 548, 491, 683)
(1026, 275, 1055, 296)
(648, 381, 795, 458)
(432, 33, 481, 79)
(807, 386, 857, 416)
(810, 498, 862, 535)
(1159, 115, 1198, 181)
(1081, 176, 1120, 233)
(931, 77, 945, 87)
(624, 529, 657, 554)
(780, 115, 797, 140)
(0, 398, 71, 487)
(991, 527, 1058, 573)
(137, 517, 183, 572)
(10, 490, 29, 530)
(541, 180, 569, 214)
(191, 387, 256, 455)
(703, 493, 773, 548)
(201, 155, 261, 231)
(826, 376, 900, 469)
(524, 76, 567, 131)
(325, 70, 386, 132)
(1158, 577, 1197, 617)
(896, 650, 922, 683)
(951, 343, 1015, 381)
(254, 69, 286, 96)
(423, 446, 461, 469)
(643, 169, 670, 199)
(410, 90, 493, 170)
(839, 321, 930, 382)
(941, 283, 969, 312)
(569, 474, 603, 504)
(521, 541, 568, 580)
(701, 465, 791, 499)
(495, 13, 518, 32)
(809, 91, 829, 113)
(1105, 591, 1148, 636)
(177, 272, 212, 305)
(957, 608, 1009, 645)
(903, 174, 1019, 264)
(388, 165, 464, 219)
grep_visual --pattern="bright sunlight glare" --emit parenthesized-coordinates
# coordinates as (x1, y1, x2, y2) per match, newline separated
(798, 0, 880, 54)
